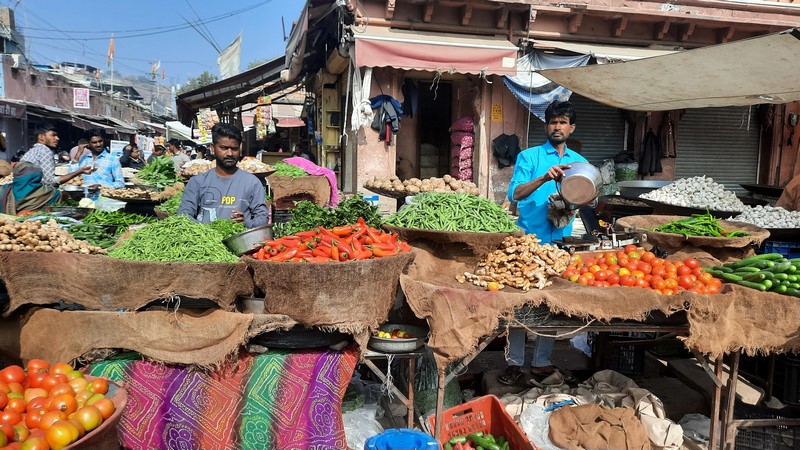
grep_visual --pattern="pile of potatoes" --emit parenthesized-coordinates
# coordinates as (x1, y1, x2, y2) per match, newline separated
(364, 175, 479, 195)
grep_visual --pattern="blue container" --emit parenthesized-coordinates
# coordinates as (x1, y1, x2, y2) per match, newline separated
(761, 240, 800, 260)
(364, 429, 438, 450)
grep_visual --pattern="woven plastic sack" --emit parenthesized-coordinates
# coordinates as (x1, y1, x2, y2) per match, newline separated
(456, 167, 473, 180)
(451, 131, 474, 147)
(451, 145, 462, 158)
(451, 116, 475, 132)
(458, 159, 473, 170)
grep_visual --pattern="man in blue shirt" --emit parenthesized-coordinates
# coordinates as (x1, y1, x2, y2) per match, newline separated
(499, 100, 586, 386)
(70, 129, 125, 189)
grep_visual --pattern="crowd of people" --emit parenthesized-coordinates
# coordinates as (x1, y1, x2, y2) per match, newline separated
(0, 123, 263, 221)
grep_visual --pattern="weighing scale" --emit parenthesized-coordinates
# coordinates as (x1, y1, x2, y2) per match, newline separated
(553, 219, 644, 254)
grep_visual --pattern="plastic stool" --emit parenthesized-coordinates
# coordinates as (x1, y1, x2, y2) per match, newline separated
(364, 429, 438, 450)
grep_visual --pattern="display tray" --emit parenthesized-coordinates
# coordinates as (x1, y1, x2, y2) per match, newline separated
(249, 325, 351, 349)
(616, 215, 770, 249)
(763, 227, 800, 242)
(103, 195, 164, 204)
(637, 197, 744, 219)
(251, 170, 276, 181)
(740, 183, 784, 198)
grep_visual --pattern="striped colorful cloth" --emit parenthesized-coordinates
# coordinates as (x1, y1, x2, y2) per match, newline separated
(89, 345, 359, 450)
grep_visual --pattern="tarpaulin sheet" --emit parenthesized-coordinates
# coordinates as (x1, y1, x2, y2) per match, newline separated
(88, 345, 359, 450)
(354, 26, 518, 76)
(539, 28, 800, 111)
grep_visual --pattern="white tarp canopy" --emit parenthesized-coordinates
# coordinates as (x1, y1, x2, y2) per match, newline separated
(165, 121, 211, 145)
(539, 28, 800, 111)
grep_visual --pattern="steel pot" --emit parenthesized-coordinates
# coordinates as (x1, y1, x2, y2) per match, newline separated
(223, 225, 273, 256)
(557, 162, 603, 206)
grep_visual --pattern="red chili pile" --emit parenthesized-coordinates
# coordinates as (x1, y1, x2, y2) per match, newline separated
(252, 218, 412, 262)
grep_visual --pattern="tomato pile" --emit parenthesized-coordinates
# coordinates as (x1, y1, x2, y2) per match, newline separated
(252, 218, 412, 262)
(562, 245, 722, 295)
(0, 360, 116, 450)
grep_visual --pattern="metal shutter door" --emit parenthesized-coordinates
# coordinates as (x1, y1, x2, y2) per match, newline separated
(526, 94, 626, 164)
(675, 106, 760, 194)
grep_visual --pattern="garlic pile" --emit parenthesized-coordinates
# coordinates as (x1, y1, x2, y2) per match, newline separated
(640, 176, 745, 212)
(729, 205, 800, 229)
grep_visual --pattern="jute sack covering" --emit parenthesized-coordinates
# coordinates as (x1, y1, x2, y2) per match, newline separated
(17, 308, 297, 366)
(245, 251, 415, 349)
(0, 252, 255, 316)
(382, 225, 523, 256)
(401, 246, 687, 368)
(683, 283, 800, 358)
(617, 215, 769, 262)
(267, 174, 331, 207)
(549, 404, 650, 450)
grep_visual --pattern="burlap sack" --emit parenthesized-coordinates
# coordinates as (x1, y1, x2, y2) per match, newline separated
(382, 225, 523, 256)
(245, 252, 415, 349)
(0, 252, 255, 316)
(617, 215, 770, 262)
(15, 308, 296, 367)
(549, 404, 650, 450)
(267, 174, 331, 207)
(401, 247, 687, 368)
(684, 283, 800, 358)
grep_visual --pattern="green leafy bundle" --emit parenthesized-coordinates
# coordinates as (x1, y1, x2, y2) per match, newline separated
(136, 155, 180, 191)
(207, 219, 246, 239)
(273, 161, 308, 178)
(274, 196, 383, 237)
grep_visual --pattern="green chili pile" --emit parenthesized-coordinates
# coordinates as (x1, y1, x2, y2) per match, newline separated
(108, 215, 238, 263)
(273, 161, 308, 178)
(384, 192, 519, 233)
(82, 210, 156, 235)
(207, 219, 246, 239)
(652, 211, 750, 238)
(157, 190, 183, 216)
(136, 155, 180, 191)
(273, 196, 383, 237)
(67, 223, 117, 249)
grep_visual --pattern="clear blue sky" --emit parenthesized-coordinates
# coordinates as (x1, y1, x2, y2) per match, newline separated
(8, 0, 304, 87)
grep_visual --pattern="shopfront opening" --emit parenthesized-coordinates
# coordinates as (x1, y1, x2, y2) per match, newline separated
(416, 81, 453, 179)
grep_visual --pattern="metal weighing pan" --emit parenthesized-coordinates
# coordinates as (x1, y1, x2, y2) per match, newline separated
(740, 183, 784, 198)
(617, 180, 671, 200)
(637, 198, 743, 220)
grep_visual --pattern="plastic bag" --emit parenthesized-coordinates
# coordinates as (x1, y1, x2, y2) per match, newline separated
(519, 402, 561, 450)
(451, 116, 475, 132)
(598, 159, 618, 196)
(343, 404, 384, 450)
(678, 413, 712, 444)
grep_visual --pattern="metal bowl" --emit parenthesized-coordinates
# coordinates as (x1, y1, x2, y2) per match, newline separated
(558, 162, 603, 206)
(60, 185, 85, 201)
(223, 225, 274, 256)
(368, 324, 427, 353)
(617, 180, 671, 199)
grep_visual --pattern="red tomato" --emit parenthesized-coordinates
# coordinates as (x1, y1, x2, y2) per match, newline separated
(635, 278, 650, 289)
(49, 364, 73, 377)
(620, 275, 636, 287)
(684, 257, 700, 269)
(624, 244, 639, 253)
(48, 384, 74, 398)
(37, 411, 66, 431)
(0, 367, 25, 386)
(607, 273, 620, 285)
(26, 360, 50, 376)
(26, 374, 47, 390)
(6, 398, 26, 414)
(679, 275, 695, 290)
(26, 397, 48, 413)
(23, 388, 47, 404)
(92, 398, 115, 420)
(677, 265, 693, 276)
(636, 261, 652, 274)
(0, 411, 22, 426)
(74, 406, 103, 433)
(46, 420, 79, 450)
(49, 394, 77, 416)
(39, 376, 61, 393)
(577, 275, 590, 286)
(20, 436, 50, 450)
(0, 391, 7, 410)
(595, 270, 608, 281)
(88, 379, 108, 395)
(641, 251, 656, 263)
(25, 408, 45, 429)
(0, 423, 13, 441)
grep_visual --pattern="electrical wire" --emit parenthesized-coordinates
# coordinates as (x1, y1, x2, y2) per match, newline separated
(17, 0, 273, 38)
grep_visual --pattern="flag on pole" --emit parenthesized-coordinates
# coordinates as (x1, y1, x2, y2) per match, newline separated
(151, 60, 161, 76)
(106, 34, 115, 66)
(161, 68, 165, 80)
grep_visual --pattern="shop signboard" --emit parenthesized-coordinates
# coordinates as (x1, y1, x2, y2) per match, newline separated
(109, 140, 128, 159)
(0, 100, 24, 119)
(73, 88, 90, 109)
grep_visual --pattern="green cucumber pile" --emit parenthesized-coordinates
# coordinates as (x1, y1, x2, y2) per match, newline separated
(707, 253, 800, 297)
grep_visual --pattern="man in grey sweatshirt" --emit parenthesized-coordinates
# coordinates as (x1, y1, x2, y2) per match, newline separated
(177, 123, 268, 228)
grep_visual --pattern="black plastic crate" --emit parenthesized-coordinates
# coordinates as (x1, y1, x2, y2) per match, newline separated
(591, 333, 648, 375)
(735, 402, 800, 450)
(774, 355, 800, 406)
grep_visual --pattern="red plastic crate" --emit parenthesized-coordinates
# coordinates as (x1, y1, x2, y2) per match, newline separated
(428, 395, 535, 450)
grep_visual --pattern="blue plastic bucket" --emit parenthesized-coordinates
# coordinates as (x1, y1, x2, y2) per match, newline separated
(364, 429, 438, 450)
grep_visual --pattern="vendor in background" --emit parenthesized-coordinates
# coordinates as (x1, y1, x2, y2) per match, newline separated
(120, 144, 145, 170)
(776, 173, 800, 211)
(177, 123, 268, 228)
(499, 100, 586, 387)
(69, 139, 90, 163)
(70, 129, 125, 189)
(147, 144, 166, 164)
(167, 139, 190, 171)
(21, 124, 90, 187)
